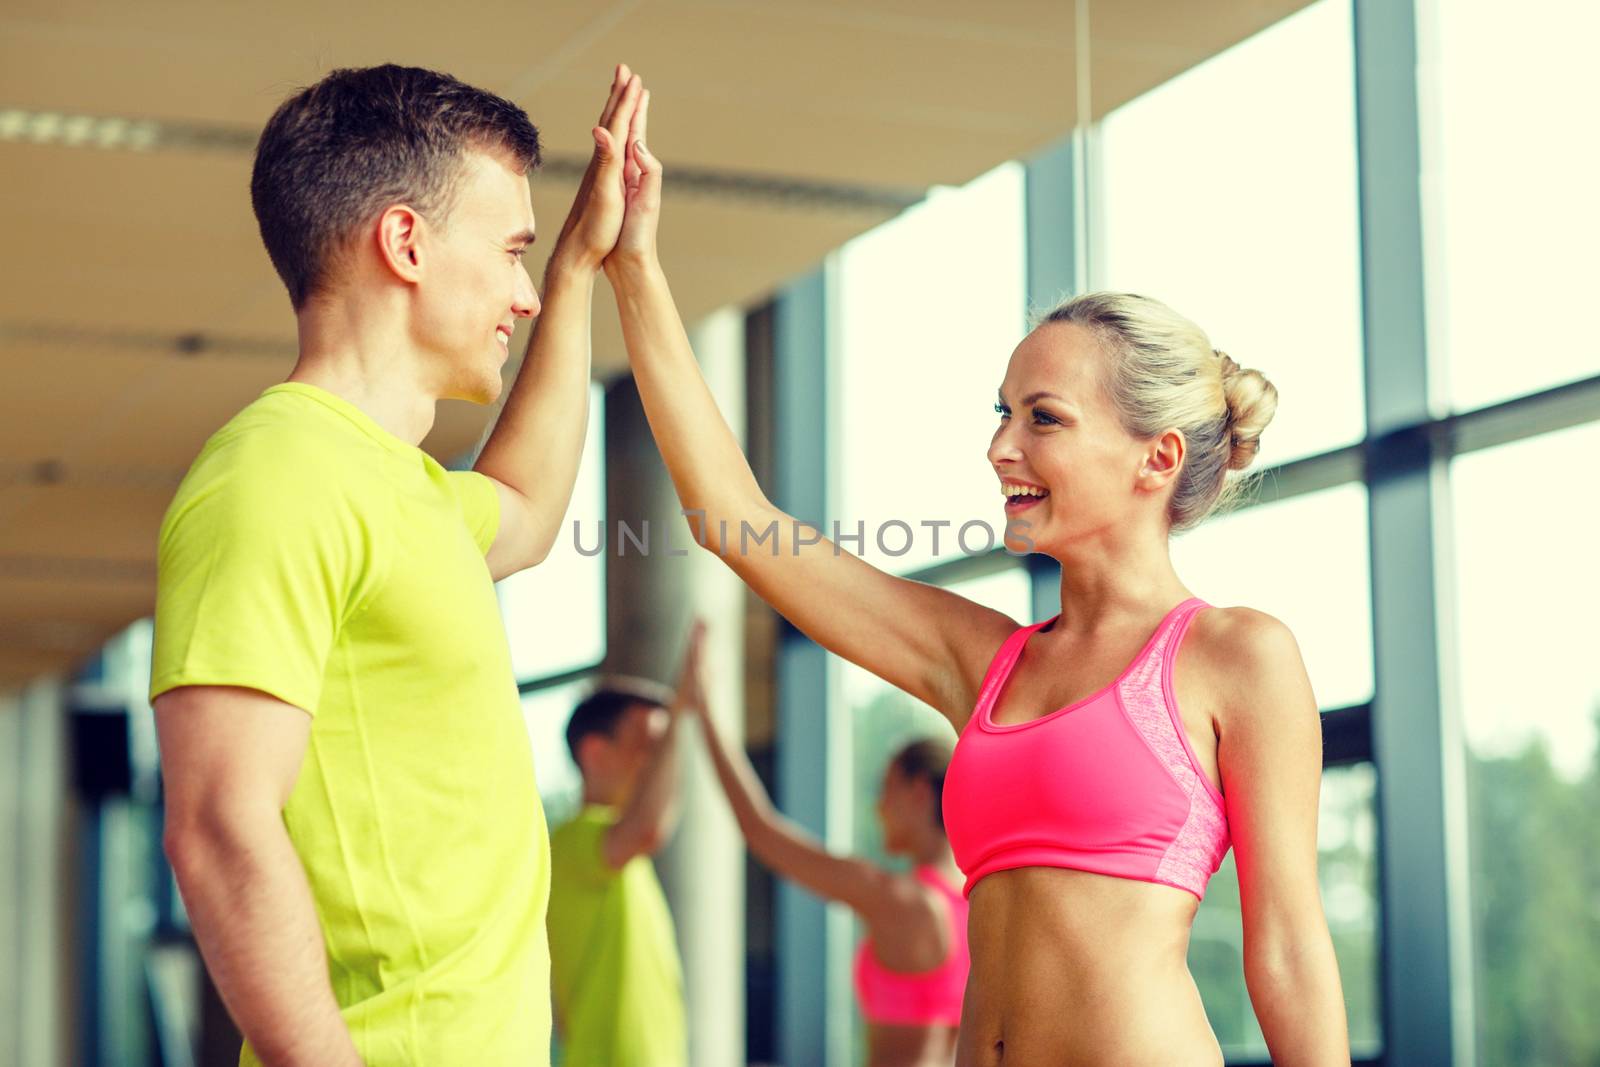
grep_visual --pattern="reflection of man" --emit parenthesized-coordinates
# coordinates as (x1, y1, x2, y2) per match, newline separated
(150, 63, 647, 1065)
(547, 624, 704, 1067)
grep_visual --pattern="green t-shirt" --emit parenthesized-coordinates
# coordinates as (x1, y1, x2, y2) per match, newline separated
(151, 382, 551, 1066)
(547, 805, 686, 1067)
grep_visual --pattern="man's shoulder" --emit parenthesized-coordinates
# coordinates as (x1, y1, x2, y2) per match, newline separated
(548, 808, 621, 872)
(177, 390, 385, 505)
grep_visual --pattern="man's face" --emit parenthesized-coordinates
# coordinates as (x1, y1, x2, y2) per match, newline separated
(414, 149, 541, 403)
(612, 703, 671, 786)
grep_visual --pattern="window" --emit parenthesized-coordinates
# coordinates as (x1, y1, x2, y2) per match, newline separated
(1419, 0, 1600, 411)
(1171, 484, 1374, 710)
(1451, 422, 1600, 1066)
(521, 677, 593, 829)
(1100, 0, 1365, 467)
(838, 565, 1032, 1059)
(497, 383, 606, 682)
(835, 163, 1027, 574)
(843, 565, 1034, 866)
(499, 384, 607, 832)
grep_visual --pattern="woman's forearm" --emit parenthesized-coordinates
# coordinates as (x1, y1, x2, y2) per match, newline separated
(693, 700, 779, 839)
(605, 256, 771, 552)
(1246, 932, 1350, 1066)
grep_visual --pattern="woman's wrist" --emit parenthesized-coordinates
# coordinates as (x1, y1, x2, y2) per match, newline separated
(603, 248, 663, 286)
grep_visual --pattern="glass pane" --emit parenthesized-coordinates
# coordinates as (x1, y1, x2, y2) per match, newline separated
(1451, 422, 1600, 1066)
(1170, 483, 1373, 710)
(498, 382, 606, 681)
(835, 162, 1026, 574)
(1100, 0, 1365, 467)
(838, 564, 1032, 1061)
(1420, 1, 1600, 411)
(521, 676, 593, 829)
(1190, 762, 1382, 1061)
(843, 565, 1033, 863)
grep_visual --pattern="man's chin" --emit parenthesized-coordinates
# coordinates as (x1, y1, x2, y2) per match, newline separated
(447, 369, 505, 406)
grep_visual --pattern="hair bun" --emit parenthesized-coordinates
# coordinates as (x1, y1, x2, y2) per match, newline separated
(1216, 350, 1278, 471)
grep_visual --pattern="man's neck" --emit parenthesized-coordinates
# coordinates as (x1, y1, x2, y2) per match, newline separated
(581, 782, 623, 809)
(291, 297, 439, 446)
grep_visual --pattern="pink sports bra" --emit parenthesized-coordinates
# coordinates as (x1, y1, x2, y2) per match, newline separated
(852, 865, 970, 1027)
(943, 598, 1230, 901)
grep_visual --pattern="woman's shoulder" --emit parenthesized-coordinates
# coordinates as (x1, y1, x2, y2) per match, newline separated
(1183, 604, 1313, 718)
(1189, 603, 1300, 660)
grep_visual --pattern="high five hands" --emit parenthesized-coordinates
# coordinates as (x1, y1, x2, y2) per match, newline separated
(553, 63, 662, 275)
(669, 619, 709, 720)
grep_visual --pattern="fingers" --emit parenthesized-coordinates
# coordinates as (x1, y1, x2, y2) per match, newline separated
(597, 63, 630, 127)
(624, 88, 648, 189)
(606, 73, 643, 155)
(631, 136, 662, 206)
(633, 88, 650, 149)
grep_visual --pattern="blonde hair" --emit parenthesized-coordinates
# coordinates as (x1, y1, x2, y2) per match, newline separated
(1039, 292, 1278, 531)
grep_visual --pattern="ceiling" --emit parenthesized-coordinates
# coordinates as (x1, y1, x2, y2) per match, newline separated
(0, 0, 1314, 690)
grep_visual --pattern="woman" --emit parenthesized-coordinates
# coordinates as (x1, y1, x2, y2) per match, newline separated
(604, 96, 1349, 1065)
(685, 652, 968, 1066)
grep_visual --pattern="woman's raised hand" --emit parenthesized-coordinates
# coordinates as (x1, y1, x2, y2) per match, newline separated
(607, 83, 661, 272)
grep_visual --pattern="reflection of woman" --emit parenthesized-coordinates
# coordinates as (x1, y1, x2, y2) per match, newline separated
(606, 91, 1349, 1065)
(684, 658, 967, 1067)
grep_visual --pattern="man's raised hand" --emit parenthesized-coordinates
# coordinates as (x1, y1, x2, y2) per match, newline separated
(671, 618, 709, 718)
(552, 64, 644, 273)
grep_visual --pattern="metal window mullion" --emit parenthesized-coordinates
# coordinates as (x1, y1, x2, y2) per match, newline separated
(771, 267, 851, 1067)
(1353, 0, 1473, 1062)
(1023, 135, 1081, 621)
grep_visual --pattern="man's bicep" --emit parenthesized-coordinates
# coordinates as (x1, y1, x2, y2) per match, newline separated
(475, 473, 540, 582)
(155, 686, 313, 820)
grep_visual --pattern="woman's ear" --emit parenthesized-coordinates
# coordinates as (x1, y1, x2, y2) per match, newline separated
(1138, 429, 1185, 491)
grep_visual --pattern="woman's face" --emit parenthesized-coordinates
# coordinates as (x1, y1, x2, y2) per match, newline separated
(988, 323, 1154, 556)
(876, 765, 924, 855)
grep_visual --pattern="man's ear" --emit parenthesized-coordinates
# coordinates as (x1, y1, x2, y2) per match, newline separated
(574, 733, 607, 777)
(375, 204, 425, 284)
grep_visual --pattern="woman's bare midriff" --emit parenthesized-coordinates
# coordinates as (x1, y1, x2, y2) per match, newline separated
(956, 866, 1224, 1067)
(867, 1021, 960, 1067)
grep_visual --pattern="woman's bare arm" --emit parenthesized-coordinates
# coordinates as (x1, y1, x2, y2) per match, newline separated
(687, 673, 916, 921)
(602, 99, 1015, 725)
(1211, 609, 1350, 1067)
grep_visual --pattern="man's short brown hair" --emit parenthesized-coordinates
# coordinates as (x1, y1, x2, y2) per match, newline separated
(250, 64, 542, 309)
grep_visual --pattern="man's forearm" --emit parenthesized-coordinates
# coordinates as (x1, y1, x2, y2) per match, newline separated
(169, 817, 361, 1067)
(620, 711, 684, 847)
(473, 258, 597, 553)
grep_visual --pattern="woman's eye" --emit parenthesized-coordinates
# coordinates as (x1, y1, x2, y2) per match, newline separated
(994, 403, 1010, 418)
(1033, 411, 1058, 426)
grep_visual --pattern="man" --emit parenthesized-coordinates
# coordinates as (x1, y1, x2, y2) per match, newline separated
(547, 623, 705, 1067)
(150, 63, 647, 1066)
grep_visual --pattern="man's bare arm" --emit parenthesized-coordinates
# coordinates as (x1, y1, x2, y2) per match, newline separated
(476, 67, 644, 580)
(156, 685, 362, 1067)
(602, 621, 703, 868)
